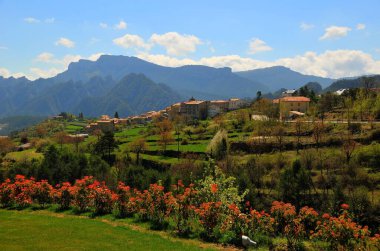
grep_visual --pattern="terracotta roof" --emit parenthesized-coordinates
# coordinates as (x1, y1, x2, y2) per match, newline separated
(211, 100, 229, 104)
(274, 96, 310, 103)
(183, 100, 205, 105)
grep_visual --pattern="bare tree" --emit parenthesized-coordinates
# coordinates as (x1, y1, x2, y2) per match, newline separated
(341, 131, 357, 164)
(129, 138, 148, 164)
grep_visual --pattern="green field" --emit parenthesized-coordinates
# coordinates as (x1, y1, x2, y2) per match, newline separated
(0, 210, 219, 251)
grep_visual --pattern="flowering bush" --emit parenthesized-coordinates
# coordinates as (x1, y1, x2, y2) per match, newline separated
(53, 182, 72, 210)
(31, 180, 53, 207)
(169, 180, 197, 235)
(12, 175, 33, 208)
(88, 180, 116, 215)
(0, 175, 379, 250)
(115, 182, 135, 218)
(70, 176, 94, 212)
(313, 204, 370, 250)
(196, 201, 223, 240)
(0, 178, 13, 207)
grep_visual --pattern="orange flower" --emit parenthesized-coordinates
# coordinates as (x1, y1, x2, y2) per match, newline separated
(210, 183, 218, 194)
(341, 203, 350, 210)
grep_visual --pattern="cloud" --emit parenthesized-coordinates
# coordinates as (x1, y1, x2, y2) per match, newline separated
(45, 18, 55, 23)
(114, 20, 127, 30)
(24, 17, 55, 24)
(29, 67, 62, 79)
(99, 22, 108, 29)
(24, 17, 40, 23)
(300, 22, 314, 31)
(88, 52, 105, 61)
(356, 23, 366, 30)
(248, 38, 273, 54)
(55, 37, 75, 48)
(113, 34, 151, 50)
(0, 46, 8, 50)
(137, 50, 380, 79)
(320, 26, 351, 40)
(35, 52, 55, 63)
(0, 68, 10, 78)
(150, 32, 202, 56)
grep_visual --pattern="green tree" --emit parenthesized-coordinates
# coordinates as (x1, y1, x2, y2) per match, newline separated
(94, 131, 117, 164)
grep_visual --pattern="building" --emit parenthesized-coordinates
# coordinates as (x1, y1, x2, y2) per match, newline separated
(228, 98, 244, 110)
(273, 96, 310, 120)
(281, 89, 296, 97)
(208, 100, 229, 117)
(179, 99, 209, 120)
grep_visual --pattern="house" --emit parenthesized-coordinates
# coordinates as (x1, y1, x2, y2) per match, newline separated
(335, 89, 347, 95)
(179, 99, 209, 120)
(228, 98, 244, 110)
(273, 96, 310, 120)
(208, 100, 229, 117)
(282, 89, 296, 97)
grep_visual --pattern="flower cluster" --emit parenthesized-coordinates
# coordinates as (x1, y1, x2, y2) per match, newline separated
(0, 176, 379, 249)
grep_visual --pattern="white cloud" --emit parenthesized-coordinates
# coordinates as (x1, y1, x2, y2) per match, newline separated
(99, 22, 108, 29)
(114, 20, 127, 30)
(150, 32, 202, 56)
(29, 67, 62, 79)
(35, 52, 55, 63)
(320, 26, 351, 40)
(24, 17, 40, 23)
(88, 52, 105, 61)
(248, 38, 273, 54)
(0, 68, 10, 78)
(300, 22, 314, 31)
(45, 18, 55, 23)
(113, 34, 151, 50)
(137, 50, 380, 79)
(55, 37, 75, 48)
(356, 23, 366, 30)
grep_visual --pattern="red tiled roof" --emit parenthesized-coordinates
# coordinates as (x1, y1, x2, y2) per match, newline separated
(183, 100, 205, 105)
(273, 96, 310, 103)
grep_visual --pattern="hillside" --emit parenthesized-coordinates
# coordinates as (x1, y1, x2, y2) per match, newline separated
(323, 75, 380, 92)
(75, 73, 182, 117)
(236, 66, 335, 91)
(57, 55, 269, 98)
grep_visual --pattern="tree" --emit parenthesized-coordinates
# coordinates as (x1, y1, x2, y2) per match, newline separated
(256, 91, 262, 101)
(155, 119, 173, 151)
(273, 124, 286, 151)
(114, 111, 119, 119)
(312, 121, 324, 150)
(173, 116, 184, 159)
(0, 137, 14, 155)
(129, 138, 148, 164)
(341, 131, 357, 164)
(54, 131, 69, 150)
(94, 131, 117, 163)
(206, 129, 228, 160)
(35, 125, 48, 138)
(294, 118, 304, 154)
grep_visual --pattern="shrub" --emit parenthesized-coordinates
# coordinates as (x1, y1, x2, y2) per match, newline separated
(0, 178, 13, 207)
(31, 180, 53, 207)
(70, 176, 94, 213)
(12, 175, 33, 208)
(88, 180, 116, 215)
(115, 182, 135, 218)
(53, 182, 72, 210)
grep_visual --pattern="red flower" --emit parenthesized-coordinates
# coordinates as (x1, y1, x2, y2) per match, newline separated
(210, 184, 218, 194)
(341, 203, 350, 210)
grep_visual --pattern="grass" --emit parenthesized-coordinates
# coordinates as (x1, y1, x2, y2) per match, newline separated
(0, 209, 219, 251)
(4, 149, 43, 161)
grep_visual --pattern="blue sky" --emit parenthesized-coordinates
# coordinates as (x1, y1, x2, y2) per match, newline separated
(1, 0, 380, 79)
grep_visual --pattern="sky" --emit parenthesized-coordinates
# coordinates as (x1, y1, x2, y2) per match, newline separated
(1, 0, 380, 80)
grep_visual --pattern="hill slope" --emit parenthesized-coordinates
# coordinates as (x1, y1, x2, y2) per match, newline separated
(236, 66, 335, 91)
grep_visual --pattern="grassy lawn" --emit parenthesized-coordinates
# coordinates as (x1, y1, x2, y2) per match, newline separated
(4, 149, 43, 162)
(0, 209, 218, 251)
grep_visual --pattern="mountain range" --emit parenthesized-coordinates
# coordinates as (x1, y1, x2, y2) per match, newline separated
(236, 66, 335, 92)
(0, 55, 378, 119)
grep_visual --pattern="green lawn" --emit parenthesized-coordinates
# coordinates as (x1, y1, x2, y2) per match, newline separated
(4, 149, 43, 162)
(0, 210, 218, 251)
